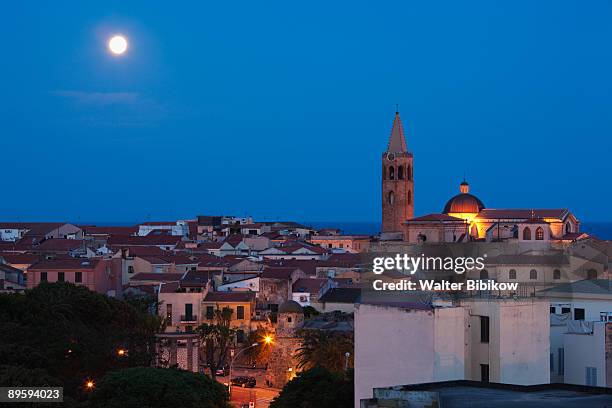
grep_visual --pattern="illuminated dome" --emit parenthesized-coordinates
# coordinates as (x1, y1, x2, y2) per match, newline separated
(443, 180, 485, 214)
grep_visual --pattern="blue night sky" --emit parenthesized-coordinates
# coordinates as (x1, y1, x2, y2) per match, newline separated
(1, 1, 611, 224)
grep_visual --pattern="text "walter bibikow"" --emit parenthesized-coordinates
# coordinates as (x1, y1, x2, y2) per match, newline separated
(371, 254, 519, 292)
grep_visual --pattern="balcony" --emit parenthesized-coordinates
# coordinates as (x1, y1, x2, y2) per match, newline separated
(180, 315, 198, 323)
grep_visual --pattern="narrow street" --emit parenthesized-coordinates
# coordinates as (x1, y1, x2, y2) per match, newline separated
(216, 368, 280, 408)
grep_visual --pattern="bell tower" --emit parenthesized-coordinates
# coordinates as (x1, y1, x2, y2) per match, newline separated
(382, 111, 414, 233)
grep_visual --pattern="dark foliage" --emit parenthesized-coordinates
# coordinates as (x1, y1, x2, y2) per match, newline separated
(270, 366, 353, 408)
(0, 283, 162, 399)
(87, 367, 230, 408)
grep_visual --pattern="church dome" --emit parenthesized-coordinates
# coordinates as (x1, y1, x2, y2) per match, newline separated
(443, 180, 485, 214)
(278, 300, 304, 314)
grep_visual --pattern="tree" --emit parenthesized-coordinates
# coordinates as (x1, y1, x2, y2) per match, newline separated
(196, 307, 236, 379)
(295, 330, 353, 372)
(0, 282, 164, 400)
(87, 367, 230, 408)
(270, 367, 353, 408)
(302, 306, 319, 319)
(243, 327, 272, 367)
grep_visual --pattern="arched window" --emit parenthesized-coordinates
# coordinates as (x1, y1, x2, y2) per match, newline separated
(535, 227, 544, 240)
(509, 269, 516, 280)
(530, 269, 537, 280)
(383, 166, 387, 180)
(407, 165, 412, 181)
(480, 269, 489, 280)
(398, 166, 404, 180)
(407, 190, 412, 205)
(388, 191, 395, 206)
(565, 223, 572, 233)
(553, 269, 561, 280)
(587, 269, 597, 280)
(523, 227, 532, 240)
(389, 166, 395, 180)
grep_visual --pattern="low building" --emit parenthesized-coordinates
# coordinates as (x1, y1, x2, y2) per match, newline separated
(360, 380, 612, 408)
(354, 299, 550, 407)
(27, 258, 122, 296)
(201, 291, 256, 343)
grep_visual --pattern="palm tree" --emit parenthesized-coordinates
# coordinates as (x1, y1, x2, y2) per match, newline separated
(295, 330, 353, 373)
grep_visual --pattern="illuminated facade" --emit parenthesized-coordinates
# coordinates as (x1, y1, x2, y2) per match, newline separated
(380, 114, 580, 243)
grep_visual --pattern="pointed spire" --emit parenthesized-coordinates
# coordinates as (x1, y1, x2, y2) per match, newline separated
(387, 111, 407, 153)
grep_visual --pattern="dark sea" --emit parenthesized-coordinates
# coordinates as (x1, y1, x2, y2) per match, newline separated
(306, 221, 612, 240)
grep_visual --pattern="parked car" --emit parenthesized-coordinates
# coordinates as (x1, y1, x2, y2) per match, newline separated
(215, 366, 229, 376)
(231, 376, 256, 388)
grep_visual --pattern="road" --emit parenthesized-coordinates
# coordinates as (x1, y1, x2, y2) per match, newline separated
(216, 368, 280, 408)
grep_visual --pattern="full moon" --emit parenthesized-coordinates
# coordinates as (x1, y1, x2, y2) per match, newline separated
(108, 35, 128, 55)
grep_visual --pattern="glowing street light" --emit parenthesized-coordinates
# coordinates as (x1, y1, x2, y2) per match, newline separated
(263, 335, 273, 345)
(117, 348, 127, 356)
(85, 380, 95, 390)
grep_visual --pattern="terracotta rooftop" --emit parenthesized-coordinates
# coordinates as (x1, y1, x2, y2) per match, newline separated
(203, 291, 255, 303)
(108, 235, 183, 246)
(29, 258, 101, 270)
(476, 209, 570, 220)
(292, 278, 326, 293)
(406, 213, 466, 223)
(130, 272, 182, 282)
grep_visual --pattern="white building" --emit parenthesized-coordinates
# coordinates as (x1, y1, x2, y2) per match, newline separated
(564, 321, 611, 387)
(354, 299, 550, 408)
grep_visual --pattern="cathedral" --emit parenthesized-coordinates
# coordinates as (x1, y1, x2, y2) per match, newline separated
(381, 112, 581, 244)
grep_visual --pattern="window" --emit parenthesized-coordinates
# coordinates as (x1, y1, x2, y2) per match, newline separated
(530, 269, 537, 280)
(480, 364, 489, 383)
(58, 272, 65, 282)
(75, 272, 82, 283)
(480, 269, 488, 280)
(536, 227, 544, 240)
(236, 330, 245, 343)
(287, 316, 292, 323)
(389, 166, 395, 180)
(553, 269, 561, 280)
(480, 316, 490, 343)
(574, 308, 585, 320)
(558, 348, 564, 375)
(299, 295, 308, 302)
(407, 190, 412, 205)
(398, 165, 404, 179)
(383, 166, 387, 180)
(561, 307, 571, 314)
(185, 303, 193, 320)
(523, 227, 532, 240)
(550, 306, 556, 314)
(407, 165, 412, 181)
(206, 306, 214, 320)
(566, 223, 572, 233)
(128, 266, 134, 274)
(587, 269, 597, 280)
(388, 191, 395, 205)
(586, 367, 597, 386)
(550, 353, 554, 372)
(237, 305, 245, 320)
(509, 269, 516, 280)
(41, 272, 47, 282)
(166, 304, 172, 326)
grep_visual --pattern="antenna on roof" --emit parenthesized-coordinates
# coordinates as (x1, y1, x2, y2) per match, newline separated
(395, 104, 399, 114)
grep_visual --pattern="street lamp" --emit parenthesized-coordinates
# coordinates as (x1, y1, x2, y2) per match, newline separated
(228, 342, 259, 395)
(85, 380, 95, 390)
(263, 335, 273, 345)
(344, 352, 350, 371)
